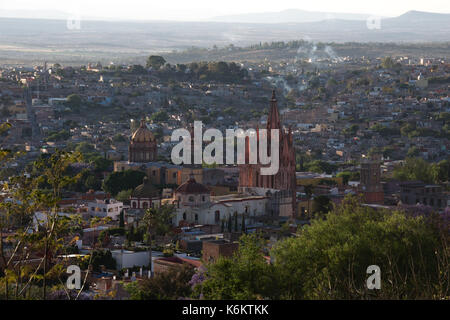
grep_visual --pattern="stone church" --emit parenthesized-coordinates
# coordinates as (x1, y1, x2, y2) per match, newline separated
(238, 90, 297, 217)
(128, 117, 157, 162)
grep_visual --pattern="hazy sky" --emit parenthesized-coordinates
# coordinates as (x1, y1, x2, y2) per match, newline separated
(0, 0, 449, 21)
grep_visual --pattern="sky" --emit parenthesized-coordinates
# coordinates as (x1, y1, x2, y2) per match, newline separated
(0, 0, 449, 21)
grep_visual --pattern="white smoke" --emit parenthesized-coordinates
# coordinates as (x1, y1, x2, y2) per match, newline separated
(265, 76, 292, 95)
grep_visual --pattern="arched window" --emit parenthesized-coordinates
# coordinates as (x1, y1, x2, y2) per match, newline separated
(132, 201, 137, 208)
(182, 212, 186, 220)
(143, 202, 148, 209)
(195, 214, 198, 222)
(188, 196, 194, 202)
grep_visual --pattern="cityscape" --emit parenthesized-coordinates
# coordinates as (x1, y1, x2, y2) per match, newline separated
(0, 1, 449, 305)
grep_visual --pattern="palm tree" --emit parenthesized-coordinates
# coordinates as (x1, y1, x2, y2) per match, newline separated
(142, 205, 175, 273)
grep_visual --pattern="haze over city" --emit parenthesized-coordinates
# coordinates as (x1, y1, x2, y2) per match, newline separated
(0, 0, 449, 21)
(0, 0, 449, 307)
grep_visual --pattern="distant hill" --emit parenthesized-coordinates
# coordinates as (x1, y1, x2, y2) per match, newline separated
(211, 9, 373, 23)
(0, 10, 448, 65)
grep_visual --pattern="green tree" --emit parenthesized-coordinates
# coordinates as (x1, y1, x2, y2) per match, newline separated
(126, 264, 194, 299)
(102, 170, 146, 196)
(312, 195, 332, 215)
(66, 94, 82, 109)
(116, 189, 133, 204)
(393, 157, 434, 183)
(431, 160, 450, 183)
(271, 195, 448, 299)
(146, 55, 166, 70)
(198, 234, 277, 299)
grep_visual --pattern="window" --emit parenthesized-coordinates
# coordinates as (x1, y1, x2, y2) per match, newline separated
(189, 196, 194, 202)
(202, 195, 206, 202)
(143, 202, 148, 209)
(183, 212, 186, 220)
(173, 172, 177, 178)
(132, 202, 137, 208)
(215, 211, 220, 222)
(195, 214, 198, 221)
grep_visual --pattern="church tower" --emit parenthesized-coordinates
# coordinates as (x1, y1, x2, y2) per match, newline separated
(239, 90, 297, 217)
(128, 117, 157, 163)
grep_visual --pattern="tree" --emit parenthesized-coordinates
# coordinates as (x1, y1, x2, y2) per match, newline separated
(197, 234, 277, 299)
(151, 111, 168, 123)
(66, 94, 82, 109)
(119, 210, 125, 228)
(337, 171, 351, 185)
(146, 55, 166, 70)
(271, 195, 449, 299)
(312, 195, 332, 215)
(126, 264, 194, 299)
(431, 160, 450, 183)
(393, 157, 434, 183)
(102, 170, 146, 196)
(116, 189, 133, 204)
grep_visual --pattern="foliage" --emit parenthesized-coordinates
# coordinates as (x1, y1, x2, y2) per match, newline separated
(196, 233, 278, 299)
(116, 189, 133, 203)
(271, 195, 448, 299)
(304, 160, 337, 174)
(146, 55, 166, 69)
(393, 157, 448, 184)
(102, 170, 146, 196)
(195, 196, 448, 300)
(125, 264, 194, 300)
(312, 195, 333, 215)
(79, 250, 116, 272)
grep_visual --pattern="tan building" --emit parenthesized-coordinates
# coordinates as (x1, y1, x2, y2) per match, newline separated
(128, 117, 157, 163)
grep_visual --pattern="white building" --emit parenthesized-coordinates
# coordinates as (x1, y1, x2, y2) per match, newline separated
(168, 175, 268, 227)
(87, 198, 123, 220)
(111, 249, 150, 270)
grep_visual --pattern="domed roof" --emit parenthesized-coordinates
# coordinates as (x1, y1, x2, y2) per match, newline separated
(131, 118, 155, 143)
(176, 175, 210, 194)
(131, 176, 160, 198)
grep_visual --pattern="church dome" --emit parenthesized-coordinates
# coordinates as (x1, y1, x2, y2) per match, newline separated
(176, 175, 210, 194)
(131, 118, 155, 143)
(131, 176, 160, 198)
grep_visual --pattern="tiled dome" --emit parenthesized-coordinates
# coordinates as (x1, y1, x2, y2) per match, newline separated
(131, 176, 159, 198)
(131, 118, 155, 143)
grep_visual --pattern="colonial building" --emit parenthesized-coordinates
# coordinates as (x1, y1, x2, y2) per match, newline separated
(128, 117, 157, 162)
(238, 90, 297, 217)
(130, 176, 161, 210)
(168, 174, 268, 228)
(359, 159, 384, 204)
